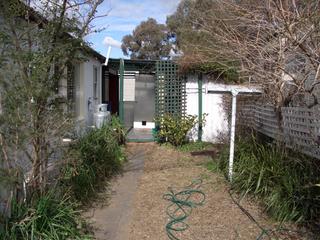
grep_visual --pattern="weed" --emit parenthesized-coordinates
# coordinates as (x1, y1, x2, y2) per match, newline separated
(205, 161, 220, 173)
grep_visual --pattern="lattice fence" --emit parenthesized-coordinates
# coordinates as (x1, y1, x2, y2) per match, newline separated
(254, 104, 282, 139)
(282, 107, 320, 159)
(238, 102, 320, 159)
(155, 61, 186, 120)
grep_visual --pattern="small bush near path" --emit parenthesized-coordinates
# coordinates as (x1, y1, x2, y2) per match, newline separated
(216, 136, 320, 224)
(156, 114, 206, 146)
(61, 116, 126, 203)
(156, 114, 197, 146)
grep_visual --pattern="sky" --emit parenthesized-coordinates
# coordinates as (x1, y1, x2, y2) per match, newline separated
(85, 0, 181, 59)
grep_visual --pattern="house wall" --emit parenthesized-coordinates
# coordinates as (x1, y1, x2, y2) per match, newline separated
(59, 57, 102, 127)
(77, 57, 102, 126)
(0, 9, 106, 218)
(102, 67, 109, 103)
(186, 74, 229, 143)
(58, 57, 103, 128)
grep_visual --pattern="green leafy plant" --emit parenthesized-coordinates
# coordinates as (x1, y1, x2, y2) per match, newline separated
(61, 117, 126, 203)
(215, 136, 320, 223)
(0, 191, 91, 240)
(156, 114, 204, 146)
(205, 160, 220, 173)
(109, 116, 126, 145)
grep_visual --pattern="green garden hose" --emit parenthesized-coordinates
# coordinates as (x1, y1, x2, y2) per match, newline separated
(163, 179, 206, 240)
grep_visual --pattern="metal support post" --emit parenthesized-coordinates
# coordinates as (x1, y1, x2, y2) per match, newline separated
(119, 58, 124, 123)
(198, 73, 203, 141)
(228, 90, 238, 181)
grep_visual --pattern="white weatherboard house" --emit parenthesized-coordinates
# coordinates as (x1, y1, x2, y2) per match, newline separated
(60, 49, 106, 128)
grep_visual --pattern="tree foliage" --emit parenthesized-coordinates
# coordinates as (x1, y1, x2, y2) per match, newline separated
(121, 18, 172, 60)
(0, 0, 104, 198)
(166, 0, 240, 82)
(167, 0, 320, 107)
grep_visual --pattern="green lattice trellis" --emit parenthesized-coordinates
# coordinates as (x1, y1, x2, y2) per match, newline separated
(155, 61, 186, 123)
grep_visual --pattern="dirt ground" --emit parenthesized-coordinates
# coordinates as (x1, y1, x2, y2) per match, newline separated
(87, 143, 307, 240)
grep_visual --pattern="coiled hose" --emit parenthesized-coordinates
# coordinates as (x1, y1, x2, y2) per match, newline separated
(163, 179, 206, 240)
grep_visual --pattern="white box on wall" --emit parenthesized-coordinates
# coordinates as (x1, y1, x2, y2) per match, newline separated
(124, 74, 136, 101)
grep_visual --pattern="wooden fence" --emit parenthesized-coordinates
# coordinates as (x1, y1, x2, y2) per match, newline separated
(238, 101, 320, 159)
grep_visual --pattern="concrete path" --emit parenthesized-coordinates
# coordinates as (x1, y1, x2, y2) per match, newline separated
(86, 144, 145, 240)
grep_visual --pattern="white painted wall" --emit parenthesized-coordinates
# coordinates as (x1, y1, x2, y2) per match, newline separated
(76, 57, 102, 126)
(186, 74, 229, 143)
(133, 121, 155, 129)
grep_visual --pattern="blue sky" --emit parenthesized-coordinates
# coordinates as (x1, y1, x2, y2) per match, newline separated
(85, 0, 181, 59)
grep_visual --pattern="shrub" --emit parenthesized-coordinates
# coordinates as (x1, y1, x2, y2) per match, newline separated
(110, 116, 126, 145)
(216, 136, 320, 223)
(156, 114, 199, 146)
(62, 116, 126, 202)
(0, 191, 90, 240)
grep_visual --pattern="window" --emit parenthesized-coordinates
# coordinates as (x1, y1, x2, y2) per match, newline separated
(67, 64, 75, 101)
(93, 66, 98, 100)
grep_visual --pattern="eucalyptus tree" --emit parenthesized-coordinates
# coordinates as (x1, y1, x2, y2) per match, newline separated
(121, 18, 173, 60)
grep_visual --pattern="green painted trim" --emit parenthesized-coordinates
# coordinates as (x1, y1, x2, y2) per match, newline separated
(119, 58, 124, 123)
(198, 73, 203, 141)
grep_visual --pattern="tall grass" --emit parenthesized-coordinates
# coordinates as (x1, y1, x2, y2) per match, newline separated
(1, 118, 126, 239)
(217, 136, 320, 223)
(0, 191, 91, 240)
(62, 116, 126, 202)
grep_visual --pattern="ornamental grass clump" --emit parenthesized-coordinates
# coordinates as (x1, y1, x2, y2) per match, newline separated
(216, 136, 320, 223)
(0, 191, 90, 240)
(62, 117, 126, 202)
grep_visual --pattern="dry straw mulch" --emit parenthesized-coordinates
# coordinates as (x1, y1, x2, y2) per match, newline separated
(127, 143, 304, 240)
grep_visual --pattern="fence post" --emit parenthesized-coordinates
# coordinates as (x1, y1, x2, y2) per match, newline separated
(228, 90, 238, 181)
(198, 73, 203, 141)
(119, 58, 124, 123)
